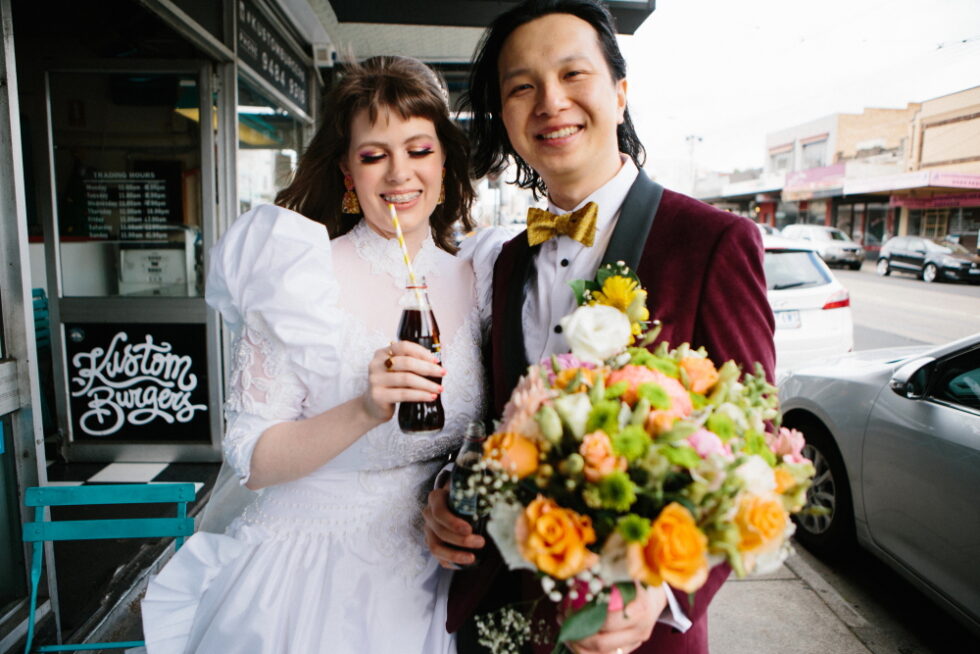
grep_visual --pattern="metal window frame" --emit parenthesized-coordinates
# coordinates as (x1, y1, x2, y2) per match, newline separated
(0, 0, 56, 639)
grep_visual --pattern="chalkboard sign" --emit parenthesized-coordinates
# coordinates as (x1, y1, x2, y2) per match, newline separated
(65, 323, 210, 442)
(237, 0, 310, 114)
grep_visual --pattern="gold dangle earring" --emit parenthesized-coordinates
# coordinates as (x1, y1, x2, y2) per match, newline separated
(342, 175, 361, 214)
(437, 168, 446, 205)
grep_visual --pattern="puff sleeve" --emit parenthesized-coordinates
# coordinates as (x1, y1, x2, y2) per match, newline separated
(458, 226, 514, 331)
(206, 205, 343, 482)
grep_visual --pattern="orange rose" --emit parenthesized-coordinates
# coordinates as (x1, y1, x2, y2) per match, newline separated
(554, 367, 596, 393)
(774, 467, 796, 495)
(484, 432, 540, 478)
(679, 357, 719, 394)
(516, 496, 598, 579)
(735, 494, 789, 554)
(645, 410, 678, 436)
(605, 365, 663, 406)
(579, 431, 627, 482)
(627, 503, 708, 593)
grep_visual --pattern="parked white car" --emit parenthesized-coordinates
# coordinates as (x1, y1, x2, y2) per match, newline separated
(763, 236, 854, 378)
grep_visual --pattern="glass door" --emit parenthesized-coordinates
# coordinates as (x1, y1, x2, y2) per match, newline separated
(42, 63, 223, 461)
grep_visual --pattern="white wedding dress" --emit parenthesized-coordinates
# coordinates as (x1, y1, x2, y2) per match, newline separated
(142, 205, 485, 654)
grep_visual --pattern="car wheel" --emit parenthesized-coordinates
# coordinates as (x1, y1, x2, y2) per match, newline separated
(876, 258, 890, 276)
(922, 263, 939, 283)
(789, 417, 855, 557)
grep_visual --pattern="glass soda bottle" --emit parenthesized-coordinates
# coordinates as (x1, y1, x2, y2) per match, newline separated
(396, 277, 445, 433)
(448, 421, 488, 568)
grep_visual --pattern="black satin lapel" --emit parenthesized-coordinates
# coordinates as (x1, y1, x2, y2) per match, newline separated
(602, 172, 663, 271)
(502, 236, 537, 398)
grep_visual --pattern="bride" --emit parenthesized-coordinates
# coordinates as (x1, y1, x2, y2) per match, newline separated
(142, 56, 484, 653)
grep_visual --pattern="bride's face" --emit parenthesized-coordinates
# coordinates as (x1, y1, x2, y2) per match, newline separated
(342, 108, 446, 251)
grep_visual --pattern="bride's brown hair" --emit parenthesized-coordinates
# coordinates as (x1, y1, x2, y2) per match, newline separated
(276, 56, 475, 253)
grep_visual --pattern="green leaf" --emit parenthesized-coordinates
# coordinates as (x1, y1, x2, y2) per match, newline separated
(569, 279, 589, 306)
(558, 601, 608, 643)
(615, 581, 637, 608)
(595, 266, 616, 287)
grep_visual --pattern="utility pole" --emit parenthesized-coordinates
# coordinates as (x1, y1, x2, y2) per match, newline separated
(685, 134, 703, 196)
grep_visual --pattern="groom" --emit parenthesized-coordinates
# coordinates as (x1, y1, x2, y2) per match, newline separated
(423, 1, 775, 652)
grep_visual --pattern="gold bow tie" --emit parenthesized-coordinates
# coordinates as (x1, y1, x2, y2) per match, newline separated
(526, 202, 598, 247)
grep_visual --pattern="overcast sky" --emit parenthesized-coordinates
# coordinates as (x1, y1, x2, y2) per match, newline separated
(619, 0, 980, 190)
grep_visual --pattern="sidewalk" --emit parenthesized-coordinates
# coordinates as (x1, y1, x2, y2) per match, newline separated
(709, 547, 873, 654)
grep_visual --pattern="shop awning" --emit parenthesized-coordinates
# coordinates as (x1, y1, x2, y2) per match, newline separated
(328, 0, 656, 34)
(842, 170, 980, 196)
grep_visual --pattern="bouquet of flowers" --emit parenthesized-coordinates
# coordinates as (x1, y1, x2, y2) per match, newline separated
(466, 263, 815, 653)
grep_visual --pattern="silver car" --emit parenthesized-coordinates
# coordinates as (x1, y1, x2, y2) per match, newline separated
(779, 334, 980, 633)
(781, 224, 866, 270)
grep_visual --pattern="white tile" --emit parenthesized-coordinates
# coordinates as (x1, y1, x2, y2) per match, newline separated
(45, 480, 84, 487)
(149, 481, 204, 495)
(88, 462, 168, 483)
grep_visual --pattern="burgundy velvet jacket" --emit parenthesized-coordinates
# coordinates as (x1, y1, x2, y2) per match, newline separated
(449, 176, 776, 654)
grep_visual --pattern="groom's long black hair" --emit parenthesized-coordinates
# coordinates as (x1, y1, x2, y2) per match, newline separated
(462, 0, 646, 196)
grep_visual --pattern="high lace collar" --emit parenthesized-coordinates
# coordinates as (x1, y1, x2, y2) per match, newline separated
(347, 219, 441, 287)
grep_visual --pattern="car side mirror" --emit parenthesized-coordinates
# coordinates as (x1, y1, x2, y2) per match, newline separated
(890, 357, 935, 399)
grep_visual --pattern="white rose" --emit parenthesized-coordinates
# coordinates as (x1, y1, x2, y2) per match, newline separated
(560, 305, 632, 365)
(735, 455, 777, 496)
(486, 501, 536, 572)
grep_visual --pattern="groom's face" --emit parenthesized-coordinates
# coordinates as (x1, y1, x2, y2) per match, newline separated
(497, 13, 627, 194)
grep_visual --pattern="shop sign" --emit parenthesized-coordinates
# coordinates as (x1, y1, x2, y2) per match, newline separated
(237, 0, 309, 113)
(783, 163, 845, 201)
(889, 191, 980, 209)
(65, 323, 209, 442)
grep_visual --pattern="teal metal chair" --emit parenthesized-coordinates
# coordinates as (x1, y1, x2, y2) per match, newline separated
(22, 483, 196, 653)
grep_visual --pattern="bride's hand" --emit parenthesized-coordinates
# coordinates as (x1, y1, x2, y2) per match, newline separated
(362, 341, 446, 422)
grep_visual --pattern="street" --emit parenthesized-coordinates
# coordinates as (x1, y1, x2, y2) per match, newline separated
(835, 262, 980, 350)
(790, 262, 980, 653)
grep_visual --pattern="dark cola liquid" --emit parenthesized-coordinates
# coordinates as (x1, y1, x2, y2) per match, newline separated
(449, 450, 487, 568)
(397, 308, 445, 433)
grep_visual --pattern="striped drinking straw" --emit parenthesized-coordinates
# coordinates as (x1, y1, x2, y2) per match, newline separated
(388, 203, 426, 307)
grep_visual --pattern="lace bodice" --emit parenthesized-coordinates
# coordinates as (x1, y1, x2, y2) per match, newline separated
(208, 206, 485, 482)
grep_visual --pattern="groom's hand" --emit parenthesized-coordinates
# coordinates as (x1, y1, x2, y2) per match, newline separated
(422, 486, 485, 569)
(567, 583, 665, 654)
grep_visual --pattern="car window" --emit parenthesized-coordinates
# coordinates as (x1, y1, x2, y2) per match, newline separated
(764, 250, 831, 290)
(907, 237, 925, 251)
(827, 229, 851, 242)
(931, 348, 980, 410)
(924, 239, 951, 253)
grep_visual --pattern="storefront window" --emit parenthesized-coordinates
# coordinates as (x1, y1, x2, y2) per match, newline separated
(775, 202, 799, 230)
(237, 80, 305, 214)
(866, 203, 887, 250)
(49, 72, 204, 298)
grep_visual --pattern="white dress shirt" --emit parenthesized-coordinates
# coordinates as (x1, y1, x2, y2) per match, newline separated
(522, 158, 639, 364)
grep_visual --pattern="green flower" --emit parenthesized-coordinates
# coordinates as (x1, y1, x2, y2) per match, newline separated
(598, 471, 636, 511)
(744, 429, 777, 466)
(605, 380, 629, 400)
(706, 412, 735, 442)
(637, 383, 671, 411)
(586, 399, 622, 435)
(662, 444, 702, 469)
(612, 425, 651, 461)
(617, 514, 652, 543)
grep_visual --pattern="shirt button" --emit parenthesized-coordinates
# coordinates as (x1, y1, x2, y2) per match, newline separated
(560, 258, 570, 267)
(554, 325, 563, 334)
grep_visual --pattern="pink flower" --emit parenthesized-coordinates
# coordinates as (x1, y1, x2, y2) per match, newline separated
(606, 367, 692, 416)
(687, 429, 734, 460)
(541, 353, 596, 385)
(501, 368, 556, 437)
(768, 427, 809, 465)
